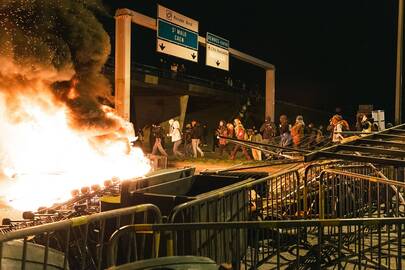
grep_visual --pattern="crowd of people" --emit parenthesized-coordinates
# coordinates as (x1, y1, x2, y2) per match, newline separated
(146, 111, 384, 160)
(149, 119, 207, 159)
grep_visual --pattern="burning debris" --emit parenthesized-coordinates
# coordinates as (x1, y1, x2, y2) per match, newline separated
(0, 1, 151, 211)
(0, 0, 114, 127)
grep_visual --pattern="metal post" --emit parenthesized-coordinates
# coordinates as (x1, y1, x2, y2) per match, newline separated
(115, 13, 132, 121)
(265, 69, 276, 122)
(395, 0, 404, 124)
(166, 232, 174, 256)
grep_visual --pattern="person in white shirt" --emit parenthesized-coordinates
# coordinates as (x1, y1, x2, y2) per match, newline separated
(168, 119, 184, 158)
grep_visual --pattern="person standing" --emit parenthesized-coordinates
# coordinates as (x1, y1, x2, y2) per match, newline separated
(316, 125, 324, 145)
(290, 115, 305, 148)
(360, 114, 372, 134)
(305, 123, 318, 149)
(260, 116, 277, 144)
(168, 119, 184, 158)
(191, 120, 204, 158)
(330, 114, 350, 143)
(170, 62, 178, 79)
(279, 115, 292, 147)
(226, 122, 235, 155)
(216, 120, 230, 157)
(252, 128, 263, 160)
(183, 123, 193, 157)
(230, 119, 251, 160)
(226, 122, 235, 138)
(151, 123, 168, 156)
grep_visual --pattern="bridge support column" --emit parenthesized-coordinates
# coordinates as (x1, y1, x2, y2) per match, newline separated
(265, 69, 276, 121)
(178, 95, 189, 130)
(115, 14, 132, 120)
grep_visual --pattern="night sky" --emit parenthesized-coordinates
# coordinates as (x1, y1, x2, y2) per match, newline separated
(102, 0, 403, 124)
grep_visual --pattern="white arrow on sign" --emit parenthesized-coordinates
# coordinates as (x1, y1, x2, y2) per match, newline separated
(157, 39, 198, 62)
(206, 43, 229, 71)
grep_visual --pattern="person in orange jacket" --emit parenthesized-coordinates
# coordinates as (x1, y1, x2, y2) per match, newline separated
(290, 115, 305, 148)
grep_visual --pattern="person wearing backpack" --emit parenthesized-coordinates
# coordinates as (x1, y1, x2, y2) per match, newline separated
(230, 119, 251, 160)
(291, 115, 305, 148)
(151, 123, 168, 156)
(260, 116, 277, 144)
(168, 119, 184, 158)
(216, 120, 231, 157)
(330, 114, 349, 143)
(360, 114, 372, 135)
(191, 120, 204, 158)
(279, 114, 292, 147)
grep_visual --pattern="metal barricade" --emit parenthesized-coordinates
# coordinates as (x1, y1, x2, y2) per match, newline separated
(303, 161, 364, 186)
(162, 169, 300, 266)
(318, 169, 405, 219)
(303, 162, 396, 218)
(169, 169, 302, 223)
(303, 161, 348, 217)
(107, 218, 405, 270)
(0, 204, 161, 270)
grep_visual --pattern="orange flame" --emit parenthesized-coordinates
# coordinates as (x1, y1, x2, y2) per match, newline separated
(0, 93, 151, 211)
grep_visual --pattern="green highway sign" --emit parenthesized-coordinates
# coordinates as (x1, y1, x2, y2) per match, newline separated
(207, 32, 229, 49)
(157, 19, 198, 50)
(157, 5, 199, 62)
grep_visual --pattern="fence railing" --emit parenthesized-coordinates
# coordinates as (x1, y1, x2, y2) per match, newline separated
(303, 162, 399, 217)
(107, 218, 405, 270)
(318, 169, 405, 219)
(169, 169, 302, 224)
(0, 204, 162, 270)
(2, 162, 405, 269)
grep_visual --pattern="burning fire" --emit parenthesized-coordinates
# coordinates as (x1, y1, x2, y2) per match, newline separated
(0, 92, 151, 211)
(0, 0, 152, 212)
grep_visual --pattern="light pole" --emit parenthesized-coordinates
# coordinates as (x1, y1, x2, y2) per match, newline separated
(395, 0, 404, 124)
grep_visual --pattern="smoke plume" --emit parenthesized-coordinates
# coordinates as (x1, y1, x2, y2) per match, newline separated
(0, 0, 116, 130)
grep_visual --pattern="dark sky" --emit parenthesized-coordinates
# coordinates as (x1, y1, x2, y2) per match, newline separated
(102, 0, 402, 123)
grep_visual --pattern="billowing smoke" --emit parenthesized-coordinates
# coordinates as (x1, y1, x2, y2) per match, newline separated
(0, 1, 152, 210)
(0, 0, 117, 130)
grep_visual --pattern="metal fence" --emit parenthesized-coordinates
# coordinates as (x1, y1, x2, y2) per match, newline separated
(107, 218, 405, 270)
(136, 169, 300, 266)
(2, 163, 405, 269)
(0, 204, 161, 270)
(169, 169, 302, 224)
(168, 164, 404, 225)
(303, 162, 401, 218)
(318, 169, 405, 220)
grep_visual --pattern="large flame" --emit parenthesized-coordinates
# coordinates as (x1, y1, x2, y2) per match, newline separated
(0, 93, 151, 211)
(0, 0, 150, 212)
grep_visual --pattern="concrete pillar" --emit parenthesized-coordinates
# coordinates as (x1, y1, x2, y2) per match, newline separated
(265, 69, 276, 121)
(178, 95, 189, 130)
(115, 14, 132, 121)
(395, 0, 404, 124)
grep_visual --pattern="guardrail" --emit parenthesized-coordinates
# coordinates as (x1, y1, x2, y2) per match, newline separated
(318, 169, 405, 219)
(157, 169, 301, 267)
(0, 204, 161, 270)
(107, 218, 405, 270)
(303, 162, 397, 217)
(169, 168, 301, 224)
(2, 162, 405, 269)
